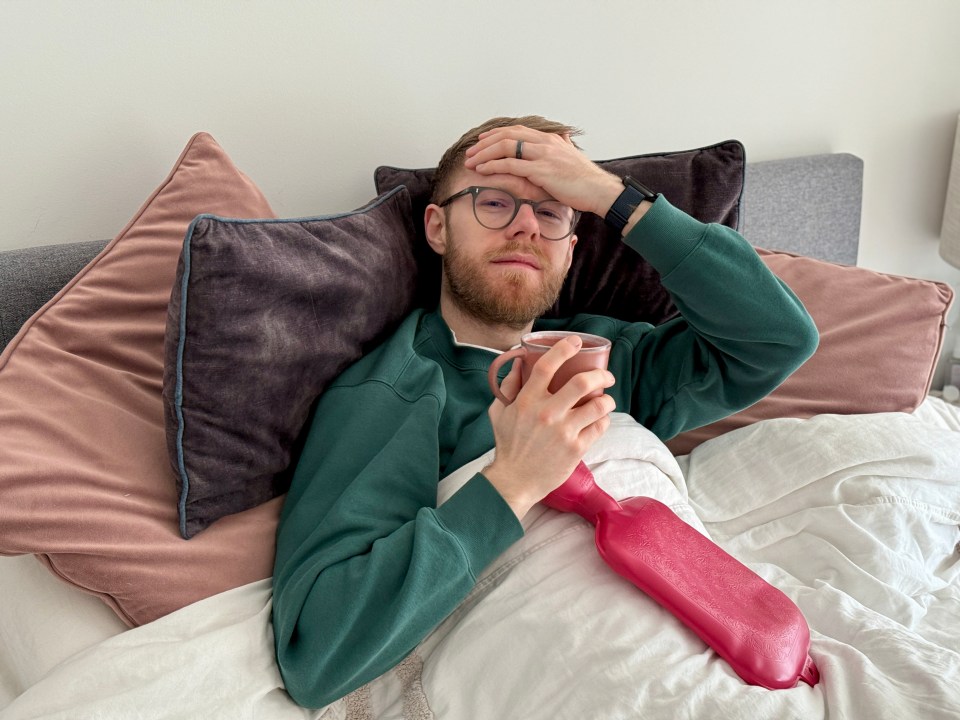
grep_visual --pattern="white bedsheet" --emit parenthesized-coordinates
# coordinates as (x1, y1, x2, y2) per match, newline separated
(3, 401, 959, 719)
(0, 554, 127, 708)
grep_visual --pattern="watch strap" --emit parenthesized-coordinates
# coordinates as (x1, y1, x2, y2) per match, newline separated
(604, 176, 657, 232)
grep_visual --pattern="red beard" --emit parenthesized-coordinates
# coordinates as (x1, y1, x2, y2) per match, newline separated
(442, 237, 568, 329)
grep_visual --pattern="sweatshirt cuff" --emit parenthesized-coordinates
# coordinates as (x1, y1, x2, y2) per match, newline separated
(621, 195, 710, 277)
(434, 472, 524, 579)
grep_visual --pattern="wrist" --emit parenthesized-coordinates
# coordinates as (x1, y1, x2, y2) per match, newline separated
(620, 199, 654, 237)
(593, 173, 626, 218)
(604, 176, 658, 236)
(481, 463, 536, 520)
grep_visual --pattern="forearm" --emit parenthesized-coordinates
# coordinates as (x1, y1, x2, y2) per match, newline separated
(619, 197, 818, 438)
(272, 382, 522, 708)
(274, 473, 516, 708)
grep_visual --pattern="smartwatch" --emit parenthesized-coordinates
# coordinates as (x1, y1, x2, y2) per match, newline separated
(604, 176, 658, 232)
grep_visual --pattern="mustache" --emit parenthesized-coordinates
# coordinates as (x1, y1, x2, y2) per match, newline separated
(483, 241, 550, 266)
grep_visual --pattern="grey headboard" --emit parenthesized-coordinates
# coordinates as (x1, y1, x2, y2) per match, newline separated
(0, 239, 106, 351)
(740, 153, 862, 266)
(0, 152, 864, 351)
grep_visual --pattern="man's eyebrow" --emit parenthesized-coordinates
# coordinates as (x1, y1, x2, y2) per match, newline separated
(485, 184, 558, 203)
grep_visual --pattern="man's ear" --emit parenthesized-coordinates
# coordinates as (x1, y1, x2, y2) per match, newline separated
(565, 234, 578, 272)
(424, 204, 448, 255)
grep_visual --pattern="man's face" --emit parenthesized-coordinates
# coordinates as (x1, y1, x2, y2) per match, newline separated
(434, 168, 577, 329)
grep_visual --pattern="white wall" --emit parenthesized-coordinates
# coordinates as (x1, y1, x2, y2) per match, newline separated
(3, 0, 960, 379)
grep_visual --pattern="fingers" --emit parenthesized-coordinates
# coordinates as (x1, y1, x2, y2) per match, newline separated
(464, 144, 532, 182)
(523, 338, 616, 408)
(464, 126, 567, 174)
(496, 356, 524, 406)
(467, 126, 548, 159)
(570, 389, 617, 427)
(516, 337, 617, 418)
(553, 368, 616, 409)
(467, 137, 531, 165)
(522, 336, 583, 396)
(554, 371, 616, 448)
(473, 125, 576, 148)
(577, 409, 612, 449)
(484, 336, 616, 519)
(464, 125, 615, 216)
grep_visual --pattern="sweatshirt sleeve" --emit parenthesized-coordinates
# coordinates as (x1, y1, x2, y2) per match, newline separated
(615, 196, 819, 440)
(272, 376, 523, 709)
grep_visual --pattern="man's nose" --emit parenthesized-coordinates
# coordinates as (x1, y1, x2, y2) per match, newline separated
(508, 202, 540, 237)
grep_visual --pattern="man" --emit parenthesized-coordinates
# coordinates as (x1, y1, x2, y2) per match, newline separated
(272, 116, 819, 708)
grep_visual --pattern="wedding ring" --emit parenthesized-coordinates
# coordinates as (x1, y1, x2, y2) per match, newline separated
(516, 140, 523, 160)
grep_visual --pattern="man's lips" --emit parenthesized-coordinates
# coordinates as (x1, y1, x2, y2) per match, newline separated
(490, 253, 542, 270)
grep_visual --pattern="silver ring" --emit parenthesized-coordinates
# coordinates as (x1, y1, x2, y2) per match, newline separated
(516, 140, 523, 160)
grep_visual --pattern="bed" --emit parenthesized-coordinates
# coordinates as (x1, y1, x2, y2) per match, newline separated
(1, 133, 958, 719)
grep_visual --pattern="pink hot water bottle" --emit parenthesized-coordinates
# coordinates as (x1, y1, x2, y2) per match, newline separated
(543, 461, 820, 690)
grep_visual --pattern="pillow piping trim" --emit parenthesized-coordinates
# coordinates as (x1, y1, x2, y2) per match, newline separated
(171, 185, 408, 539)
(173, 214, 199, 539)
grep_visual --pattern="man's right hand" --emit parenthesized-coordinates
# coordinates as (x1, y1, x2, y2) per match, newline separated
(464, 125, 653, 237)
(483, 335, 616, 520)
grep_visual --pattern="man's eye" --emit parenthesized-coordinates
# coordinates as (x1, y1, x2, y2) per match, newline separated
(479, 198, 511, 210)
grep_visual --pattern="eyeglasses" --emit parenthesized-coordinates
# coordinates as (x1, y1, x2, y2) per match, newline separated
(438, 186, 578, 241)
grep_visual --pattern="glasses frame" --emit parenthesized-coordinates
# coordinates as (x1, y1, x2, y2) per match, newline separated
(438, 186, 580, 241)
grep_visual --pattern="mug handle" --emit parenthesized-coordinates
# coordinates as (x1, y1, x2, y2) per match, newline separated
(487, 347, 526, 405)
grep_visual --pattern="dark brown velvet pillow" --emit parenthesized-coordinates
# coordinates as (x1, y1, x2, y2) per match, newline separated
(163, 187, 419, 538)
(374, 140, 746, 323)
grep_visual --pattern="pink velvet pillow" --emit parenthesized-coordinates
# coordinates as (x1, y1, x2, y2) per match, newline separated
(667, 249, 955, 455)
(0, 133, 281, 626)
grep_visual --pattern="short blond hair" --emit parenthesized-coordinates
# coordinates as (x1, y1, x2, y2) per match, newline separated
(430, 115, 583, 203)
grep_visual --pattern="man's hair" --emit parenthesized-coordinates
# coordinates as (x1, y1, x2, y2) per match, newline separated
(430, 115, 584, 204)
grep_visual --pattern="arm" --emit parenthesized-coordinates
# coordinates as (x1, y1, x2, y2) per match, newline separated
(464, 125, 817, 440)
(272, 377, 523, 708)
(615, 196, 819, 439)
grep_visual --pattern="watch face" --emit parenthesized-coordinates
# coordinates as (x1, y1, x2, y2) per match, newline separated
(624, 176, 656, 199)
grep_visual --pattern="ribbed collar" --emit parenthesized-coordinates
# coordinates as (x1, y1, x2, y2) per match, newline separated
(420, 310, 507, 372)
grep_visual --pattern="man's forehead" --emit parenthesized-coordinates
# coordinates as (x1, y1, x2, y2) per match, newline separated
(447, 168, 552, 201)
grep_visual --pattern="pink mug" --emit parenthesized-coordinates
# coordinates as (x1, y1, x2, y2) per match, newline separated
(487, 331, 612, 406)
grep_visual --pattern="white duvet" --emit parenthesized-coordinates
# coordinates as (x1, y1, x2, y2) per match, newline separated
(3, 401, 960, 720)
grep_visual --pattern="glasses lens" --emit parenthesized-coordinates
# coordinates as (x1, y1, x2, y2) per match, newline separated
(473, 188, 574, 240)
(473, 188, 516, 229)
(534, 200, 576, 240)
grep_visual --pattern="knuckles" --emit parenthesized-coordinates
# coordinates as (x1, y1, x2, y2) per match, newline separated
(589, 395, 614, 418)
(569, 373, 595, 395)
(590, 394, 615, 416)
(535, 405, 561, 428)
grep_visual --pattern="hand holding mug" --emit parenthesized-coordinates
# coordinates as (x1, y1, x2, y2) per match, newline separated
(483, 332, 616, 519)
(488, 331, 612, 406)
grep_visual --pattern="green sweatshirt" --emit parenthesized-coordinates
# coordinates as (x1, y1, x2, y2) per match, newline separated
(272, 197, 819, 708)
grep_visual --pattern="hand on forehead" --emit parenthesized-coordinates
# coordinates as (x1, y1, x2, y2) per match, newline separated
(452, 126, 568, 199)
(453, 166, 553, 201)
(464, 125, 616, 216)
(466, 125, 576, 166)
